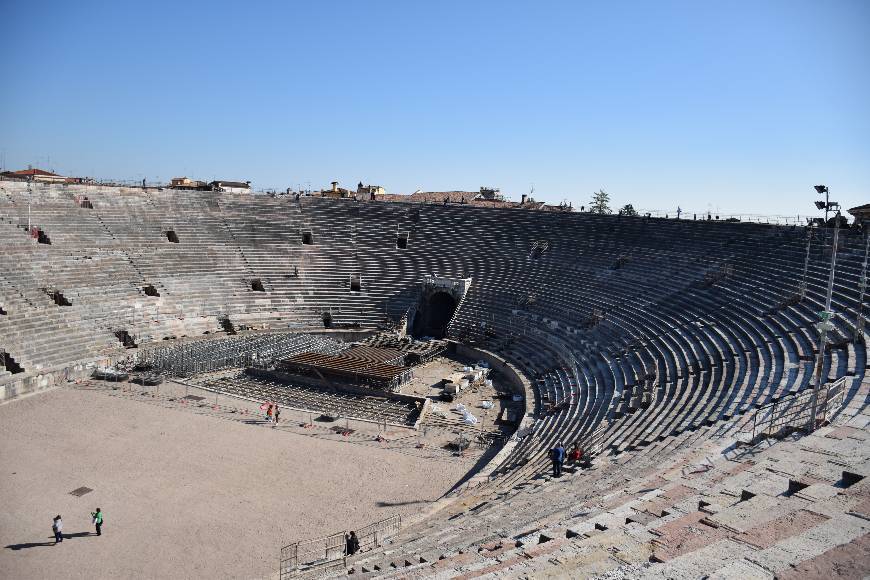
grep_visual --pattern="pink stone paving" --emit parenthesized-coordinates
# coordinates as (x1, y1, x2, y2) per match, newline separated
(826, 426, 868, 441)
(775, 532, 870, 580)
(454, 553, 528, 579)
(849, 497, 870, 519)
(737, 509, 829, 549)
(650, 511, 728, 561)
(521, 537, 568, 559)
(707, 459, 754, 484)
(640, 484, 696, 516)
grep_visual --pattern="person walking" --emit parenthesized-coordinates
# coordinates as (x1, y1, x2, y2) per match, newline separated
(266, 403, 274, 423)
(550, 442, 565, 477)
(52, 515, 64, 544)
(346, 531, 360, 556)
(273, 404, 280, 426)
(91, 508, 103, 536)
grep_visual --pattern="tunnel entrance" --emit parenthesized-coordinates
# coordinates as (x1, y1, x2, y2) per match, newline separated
(412, 291, 457, 339)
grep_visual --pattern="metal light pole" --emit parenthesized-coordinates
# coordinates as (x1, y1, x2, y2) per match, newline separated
(800, 226, 813, 300)
(808, 210, 841, 431)
(856, 232, 869, 342)
(824, 188, 829, 224)
(27, 176, 33, 233)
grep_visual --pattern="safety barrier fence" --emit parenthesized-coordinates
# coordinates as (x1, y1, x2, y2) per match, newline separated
(279, 514, 401, 579)
(354, 514, 402, 554)
(742, 376, 847, 441)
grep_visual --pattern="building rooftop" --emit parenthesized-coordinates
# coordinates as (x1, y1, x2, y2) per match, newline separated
(2, 168, 62, 177)
(211, 180, 251, 189)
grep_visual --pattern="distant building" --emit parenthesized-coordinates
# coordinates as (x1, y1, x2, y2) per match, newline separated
(372, 186, 572, 212)
(400, 187, 503, 204)
(478, 186, 502, 201)
(406, 190, 481, 204)
(357, 182, 385, 200)
(318, 181, 353, 198)
(1, 167, 66, 183)
(169, 177, 212, 191)
(211, 180, 252, 194)
(848, 204, 870, 227)
(170, 177, 209, 190)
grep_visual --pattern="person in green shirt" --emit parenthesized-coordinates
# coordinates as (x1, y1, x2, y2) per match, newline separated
(91, 508, 103, 536)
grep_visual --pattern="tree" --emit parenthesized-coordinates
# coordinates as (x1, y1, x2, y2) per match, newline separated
(618, 204, 638, 216)
(589, 189, 611, 214)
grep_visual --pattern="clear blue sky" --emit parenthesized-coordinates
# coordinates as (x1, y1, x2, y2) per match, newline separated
(2, 0, 868, 216)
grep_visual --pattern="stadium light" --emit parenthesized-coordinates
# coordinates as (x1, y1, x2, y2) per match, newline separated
(813, 184, 831, 225)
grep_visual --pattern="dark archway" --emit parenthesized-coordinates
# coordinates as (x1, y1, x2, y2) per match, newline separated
(413, 291, 457, 338)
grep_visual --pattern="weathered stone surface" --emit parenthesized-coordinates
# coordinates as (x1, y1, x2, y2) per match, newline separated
(737, 509, 830, 549)
(775, 532, 870, 580)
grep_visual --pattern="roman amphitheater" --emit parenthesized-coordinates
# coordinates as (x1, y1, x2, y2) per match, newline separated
(1, 179, 868, 580)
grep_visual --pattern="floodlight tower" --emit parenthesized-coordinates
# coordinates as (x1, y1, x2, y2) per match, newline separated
(808, 183, 841, 432)
(813, 185, 837, 225)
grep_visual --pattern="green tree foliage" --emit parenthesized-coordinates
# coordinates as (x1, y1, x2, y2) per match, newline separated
(618, 203, 638, 216)
(589, 189, 612, 214)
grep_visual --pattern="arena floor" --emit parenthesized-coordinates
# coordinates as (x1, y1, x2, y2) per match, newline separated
(0, 384, 474, 579)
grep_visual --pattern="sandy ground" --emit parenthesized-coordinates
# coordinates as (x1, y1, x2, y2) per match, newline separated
(0, 385, 474, 579)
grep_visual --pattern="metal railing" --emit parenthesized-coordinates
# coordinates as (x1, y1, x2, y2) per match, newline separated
(279, 532, 346, 580)
(279, 514, 401, 579)
(635, 209, 822, 226)
(743, 377, 847, 441)
(355, 514, 401, 553)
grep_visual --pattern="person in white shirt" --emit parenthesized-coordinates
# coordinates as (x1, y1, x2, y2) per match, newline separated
(52, 515, 63, 544)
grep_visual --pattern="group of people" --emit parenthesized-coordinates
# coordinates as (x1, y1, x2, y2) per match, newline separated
(51, 508, 103, 544)
(264, 402, 281, 425)
(549, 442, 587, 477)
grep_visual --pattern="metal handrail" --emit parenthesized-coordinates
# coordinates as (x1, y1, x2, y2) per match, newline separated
(279, 514, 401, 579)
(743, 377, 847, 441)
